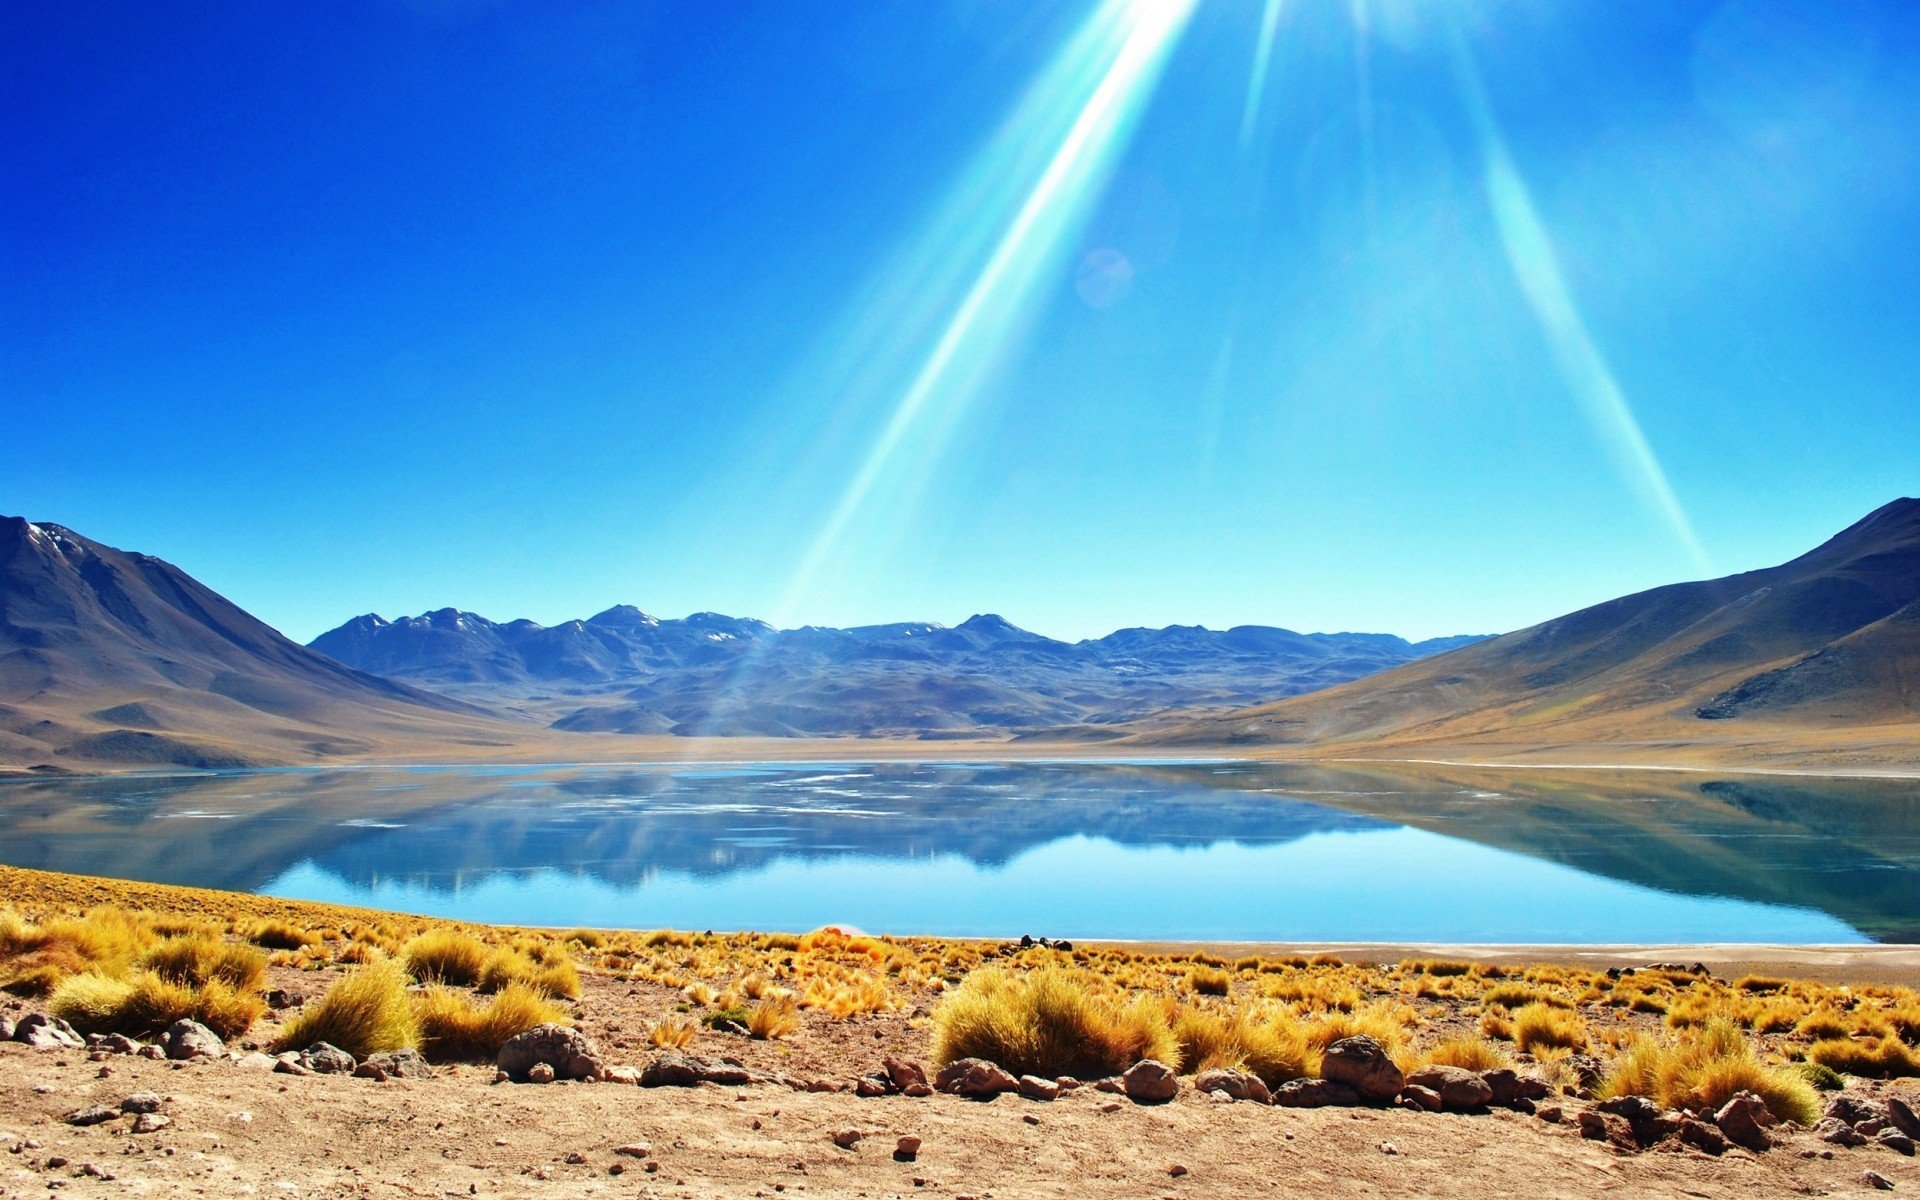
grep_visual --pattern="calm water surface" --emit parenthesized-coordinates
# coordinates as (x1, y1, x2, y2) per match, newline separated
(2, 760, 1916, 943)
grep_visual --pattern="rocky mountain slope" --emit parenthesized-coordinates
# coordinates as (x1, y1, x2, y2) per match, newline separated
(0, 517, 515, 769)
(310, 606, 1482, 737)
(1161, 498, 1920, 757)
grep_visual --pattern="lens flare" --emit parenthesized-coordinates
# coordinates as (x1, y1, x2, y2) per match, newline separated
(1240, 0, 1288, 148)
(1449, 30, 1710, 572)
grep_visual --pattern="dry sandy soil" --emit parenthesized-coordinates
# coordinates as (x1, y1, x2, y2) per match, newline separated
(4, 949, 1920, 1200)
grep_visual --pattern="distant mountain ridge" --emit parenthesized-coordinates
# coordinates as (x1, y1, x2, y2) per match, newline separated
(1159, 497, 1920, 754)
(310, 605, 1484, 737)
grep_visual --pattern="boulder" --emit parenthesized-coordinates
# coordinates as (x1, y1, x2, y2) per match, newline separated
(639, 1052, 705, 1088)
(1121, 1060, 1179, 1105)
(15, 1013, 83, 1050)
(161, 1019, 224, 1061)
(1889, 1095, 1920, 1141)
(526, 1062, 556, 1084)
(1877, 1128, 1916, 1156)
(1272, 1079, 1361, 1108)
(1321, 1037, 1403, 1103)
(0, 1014, 13, 1041)
(118, 1092, 162, 1115)
(130, 1112, 170, 1135)
(498, 1024, 603, 1082)
(1193, 1068, 1271, 1105)
(65, 1105, 117, 1127)
(883, 1057, 929, 1094)
(1714, 1091, 1777, 1153)
(294, 1042, 357, 1075)
(1480, 1068, 1552, 1109)
(1676, 1116, 1728, 1155)
(1826, 1095, 1889, 1129)
(1815, 1117, 1866, 1146)
(933, 1058, 1019, 1099)
(893, 1135, 921, 1162)
(93, 1034, 141, 1056)
(1398, 1085, 1443, 1113)
(1404, 1066, 1494, 1112)
(1576, 1109, 1637, 1151)
(1018, 1075, 1061, 1102)
(355, 1048, 434, 1081)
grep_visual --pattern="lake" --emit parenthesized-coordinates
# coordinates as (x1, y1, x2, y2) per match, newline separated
(1, 759, 1916, 943)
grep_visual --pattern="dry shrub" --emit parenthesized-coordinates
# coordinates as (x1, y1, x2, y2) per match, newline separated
(1401, 958, 1475, 977)
(1601, 1019, 1817, 1123)
(1480, 1011, 1516, 1042)
(250, 920, 318, 951)
(931, 967, 1175, 1080)
(50, 971, 263, 1040)
(1734, 975, 1791, 995)
(649, 1015, 697, 1049)
(747, 995, 801, 1040)
(478, 948, 581, 999)
(1416, 1035, 1512, 1072)
(273, 960, 418, 1057)
(1794, 1009, 1854, 1041)
(1807, 1036, 1920, 1079)
(1172, 1006, 1312, 1087)
(1514, 1002, 1587, 1053)
(1184, 965, 1232, 997)
(414, 982, 564, 1061)
(403, 931, 491, 986)
(144, 934, 267, 992)
(0, 908, 154, 994)
(1304, 1004, 1414, 1055)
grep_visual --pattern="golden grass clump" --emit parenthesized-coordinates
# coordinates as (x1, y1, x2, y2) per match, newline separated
(403, 930, 492, 986)
(1807, 1036, 1920, 1079)
(649, 1015, 698, 1049)
(747, 995, 802, 1040)
(1513, 1002, 1588, 1053)
(413, 982, 565, 1062)
(144, 934, 267, 992)
(1184, 965, 1232, 997)
(478, 947, 582, 1000)
(1171, 1005, 1313, 1086)
(1416, 1035, 1512, 1072)
(0, 907, 157, 995)
(50, 971, 264, 1040)
(249, 919, 318, 951)
(931, 967, 1176, 1080)
(1600, 1019, 1817, 1124)
(273, 960, 419, 1057)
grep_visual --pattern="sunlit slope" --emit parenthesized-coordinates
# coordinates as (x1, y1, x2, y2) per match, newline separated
(0, 516, 525, 769)
(1159, 498, 1920, 760)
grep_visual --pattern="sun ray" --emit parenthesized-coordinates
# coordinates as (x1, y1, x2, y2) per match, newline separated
(1239, 0, 1288, 149)
(1447, 27, 1710, 572)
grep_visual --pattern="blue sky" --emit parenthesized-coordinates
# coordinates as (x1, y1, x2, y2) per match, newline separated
(6, 0, 1918, 643)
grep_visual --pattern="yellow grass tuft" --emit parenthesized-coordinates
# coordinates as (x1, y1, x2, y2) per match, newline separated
(931, 967, 1176, 1080)
(273, 960, 419, 1057)
(144, 934, 267, 992)
(1416, 1035, 1512, 1072)
(1601, 1019, 1817, 1124)
(413, 982, 565, 1061)
(1807, 1036, 1920, 1079)
(649, 1015, 697, 1049)
(1513, 1002, 1587, 1053)
(50, 970, 263, 1040)
(747, 995, 801, 1040)
(1184, 965, 1232, 997)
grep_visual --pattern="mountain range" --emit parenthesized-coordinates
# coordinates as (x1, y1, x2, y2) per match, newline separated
(1161, 497, 1920, 765)
(308, 606, 1482, 737)
(5, 499, 1918, 772)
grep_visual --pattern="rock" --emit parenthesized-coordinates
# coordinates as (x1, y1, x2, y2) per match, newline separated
(161, 1019, 224, 1061)
(1480, 1068, 1551, 1109)
(1597, 1094, 1678, 1146)
(883, 1057, 929, 1093)
(1864, 1170, 1894, 1191)
(831, 1128, 862, 1149)
(1536, 1104, 1563, 1124)
(137, 1044, 165, 1060)
(15, 1013, 83, 1049)
(854, 1075, 891, 1098)
(265, 988, 302, 1010)
(1398, 1085, 1443, 1113)
(1878, 1129, 1916, 1156)
(356, 1048, 433, 1081)
(0, 1014, 13, 1040)
(1564, 1054, 1605, 1089)
(1121, 1060, 1178, 1105)
(1676, 1116, 1728, 1155)
(640, 1053, 705, 1088)
(66, 1104, 118, 1126)
(614, 1143, 651, 1158)
(94, 1034, 140, 1056)
(1272, 1079, 1361, 1108)
(498, 1024, 603, 1082)
(1321, 1037, 1403, 1103)
(130, 1113, 170, 1135)
(1193, 1068, 1271, 1105)
(1827, 1096, 1890, 1128)
(1405, 1066, 1494, 1112)
(1576, 1110, 1636, 1151)
(1816, 1117, 1867, 1146)
(1168, 1163, 1188, 1177)
(1093, 1077, 1127, 1094)
(273, 1054, 315, 1077)
(296, 1042, 357, 1075)
(894, 1135, 921, 1162)
(1714, 1091, 1777, 1153)
(527, 1062, 557, 1084)
(1890, 1096, 1920, 1141)
(119, 1092, 163, 1114)
(933, 1058, 1019, 1099)
(699, 1061, 753, 1086)
(604, 1066, 641, 1085)
(1018, 1075, 1061, 1102)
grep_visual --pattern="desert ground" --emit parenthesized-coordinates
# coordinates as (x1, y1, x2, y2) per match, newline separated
(2, 866, 1918, 1197)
